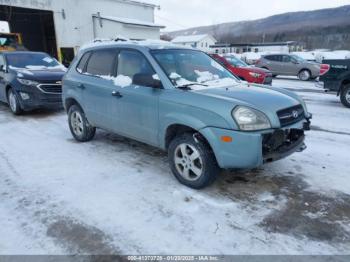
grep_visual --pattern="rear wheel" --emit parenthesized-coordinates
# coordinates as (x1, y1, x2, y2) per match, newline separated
(68, 104, 96, 142)
(7, 88, 22, 115)
(340, 84, 350, 108)
(168, 133, 220, 189)
(298, 69, 311, 81)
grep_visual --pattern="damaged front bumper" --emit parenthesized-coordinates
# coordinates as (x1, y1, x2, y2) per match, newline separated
(200, 117, 311, 169)
(262, 128, 306, 163)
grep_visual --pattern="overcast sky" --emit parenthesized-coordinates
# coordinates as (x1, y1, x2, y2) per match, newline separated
(149, 0, 350, 32)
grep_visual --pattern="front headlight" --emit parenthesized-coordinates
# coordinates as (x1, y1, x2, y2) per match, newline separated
(232, 106, 271, 131)
(249, 72, 262, 78)
(17, 78, 39, 86)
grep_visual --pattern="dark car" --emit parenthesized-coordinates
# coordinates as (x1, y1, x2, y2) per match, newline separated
(0, 51, 66, 115)
(318, 59, 350, 108)
(210, 54, 273, 85)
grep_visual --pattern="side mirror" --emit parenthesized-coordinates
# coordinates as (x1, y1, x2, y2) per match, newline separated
(133, 73, 163, 89)
(0, 65, 5, 72)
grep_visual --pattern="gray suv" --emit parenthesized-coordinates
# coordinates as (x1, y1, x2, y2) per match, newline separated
(256, 54, 321, 81)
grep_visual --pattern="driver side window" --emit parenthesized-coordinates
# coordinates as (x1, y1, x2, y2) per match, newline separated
(282, 55, 291, 63)
(117, 50, 155, 86)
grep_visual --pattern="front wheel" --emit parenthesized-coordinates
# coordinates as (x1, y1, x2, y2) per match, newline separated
(298, 70, 311, 81)
(168, 133, 220, 189)
(340, 84, 350, 108)
(68, 104, 96, 142)
(7, 88, 23, 115)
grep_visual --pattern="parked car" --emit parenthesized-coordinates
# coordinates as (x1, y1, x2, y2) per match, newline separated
(0, 51, 66, 114)
(62, 41, 311, 189)
(210, 54, 273, 85)
(318, 59, 350, 108)
(255, 54, 323, 81)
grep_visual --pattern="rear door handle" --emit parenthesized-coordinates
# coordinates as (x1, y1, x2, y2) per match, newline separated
(112, 91, 123, 98)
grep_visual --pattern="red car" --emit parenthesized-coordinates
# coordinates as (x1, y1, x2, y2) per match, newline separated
(210, 54, 273, 85)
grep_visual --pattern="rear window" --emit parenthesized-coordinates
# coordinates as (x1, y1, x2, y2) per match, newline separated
(85, 49, 116, 76)
(76, 52, 91, 73)
(265, 55, 281, 62)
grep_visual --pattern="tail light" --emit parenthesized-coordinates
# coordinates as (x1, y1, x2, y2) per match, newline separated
(320, 64, 330, 76)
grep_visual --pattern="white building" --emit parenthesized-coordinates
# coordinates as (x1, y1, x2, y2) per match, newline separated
(0, 0, 164, 63)
(171, 34, 217, 52)
(210, 41, 303, 54)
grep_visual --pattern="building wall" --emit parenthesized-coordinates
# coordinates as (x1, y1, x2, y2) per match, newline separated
(197, 36, 215, 52)
(0, 0, 158, 51)
(93, 18, 160, 40)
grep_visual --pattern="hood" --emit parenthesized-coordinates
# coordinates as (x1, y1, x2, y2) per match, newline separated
(239, 66, 271, 75)
(10, 67, 66, 82)
(190, 82, 300, 119)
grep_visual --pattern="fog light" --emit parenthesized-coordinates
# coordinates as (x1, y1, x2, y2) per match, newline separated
(19, 92, 30, 100)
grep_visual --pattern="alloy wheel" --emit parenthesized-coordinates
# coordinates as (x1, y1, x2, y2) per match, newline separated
(174, 143, 203, 181)
(8, 91, 17, 113)
(70, 111, 84, 136)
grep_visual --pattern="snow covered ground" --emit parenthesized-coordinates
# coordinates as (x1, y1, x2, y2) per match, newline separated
(0, 77, 350, 255)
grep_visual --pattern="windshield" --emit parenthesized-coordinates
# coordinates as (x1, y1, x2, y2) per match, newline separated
(224, 55, 248, 67)
(6, 53, 64, 70)
(151, 49, 239, 89)
(291, 54, 305, 63)
(0, 35, 18, 46)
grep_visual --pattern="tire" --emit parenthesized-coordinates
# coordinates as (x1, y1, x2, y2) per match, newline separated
(298, 69, 311, 81)
(168, 133, 220, 189)
(7, 88, 23, 115)
(340, 84, 350, 108)
(68, 104, 96, 142)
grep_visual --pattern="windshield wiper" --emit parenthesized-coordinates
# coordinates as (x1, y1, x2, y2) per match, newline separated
(176, 83, 208, 90)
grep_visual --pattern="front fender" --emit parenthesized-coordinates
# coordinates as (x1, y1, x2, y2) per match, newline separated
(159, 109, 233, 149)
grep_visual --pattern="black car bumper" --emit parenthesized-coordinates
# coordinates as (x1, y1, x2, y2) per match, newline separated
(263, 75, 273, 85)
(263, 128, 306, 163)
(15, 84, 63, 111)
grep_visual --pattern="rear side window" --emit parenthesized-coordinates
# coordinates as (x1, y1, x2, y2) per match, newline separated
(76, 52, 91, 73)
(265, 55, 281, 62)
(85, 49, 116, 76)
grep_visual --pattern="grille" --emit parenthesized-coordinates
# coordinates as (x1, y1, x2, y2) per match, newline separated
(38, 84, 62, 94)
(277, 105, 304, 127)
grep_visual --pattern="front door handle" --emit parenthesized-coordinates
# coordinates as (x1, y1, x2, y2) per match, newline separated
(77, 83, 85, 89)
(112, 90, 123, 98)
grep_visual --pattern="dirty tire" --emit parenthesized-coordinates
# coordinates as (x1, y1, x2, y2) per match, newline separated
(7, 88, 23, 115)
(340, 84, 350, 108)
(68, 104, 96, 142)
(298, 69, 311, 81)
(168, 133, 220, 189)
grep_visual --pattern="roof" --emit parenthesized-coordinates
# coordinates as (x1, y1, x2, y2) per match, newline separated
(171, 34, 215, 43)
(93, 15, 165, 28)
(80, 39, 189, 51)
(111, 0, 159, 8)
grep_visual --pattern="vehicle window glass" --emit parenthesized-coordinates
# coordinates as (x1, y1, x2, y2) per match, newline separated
(224, 55, 248, 67)
(86, 49, 116, 76)
(265, 55, 275, 61)
(282, 55, 291, 63)
(152, 49, 238, 88)
(76, 52, 91, 73)
(117, 50, 155, 82)
(6, 53, 63, 70)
